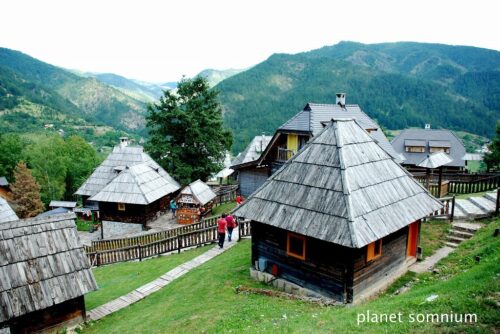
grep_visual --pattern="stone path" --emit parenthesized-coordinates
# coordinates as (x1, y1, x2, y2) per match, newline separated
(86, 232, 239, 321)
(454, 191, 498, 220)
(409, 246, 455, 273)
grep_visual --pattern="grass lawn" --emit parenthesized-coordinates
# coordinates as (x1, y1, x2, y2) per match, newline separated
(82, 218, 499, 333)
(211, 201, 237, 216)
(85, 245, 211, 310)
(420, 219, 450, 258)
(76, 219, 95, 232)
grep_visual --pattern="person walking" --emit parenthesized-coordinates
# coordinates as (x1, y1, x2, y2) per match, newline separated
(170, 199, 177, 218)
(236, 195, 242, 205)
(225, 213, 236, 242)
(217, 214, 227, 249)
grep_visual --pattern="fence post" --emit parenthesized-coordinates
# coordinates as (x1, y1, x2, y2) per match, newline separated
(238, 219, 241, 242)
(139, 245, 142, 262)
(96, 253, 101, 267)
(450, 196, 455, 222)
(496, 187, 499, 215)
(177, 235, 182, 253)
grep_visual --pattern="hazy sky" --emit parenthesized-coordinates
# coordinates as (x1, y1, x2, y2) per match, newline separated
(1, 0, 499, 82)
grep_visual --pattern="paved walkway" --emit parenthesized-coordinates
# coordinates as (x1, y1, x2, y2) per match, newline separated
(87, 231, 240, 321)
(409, 246, 454, 273)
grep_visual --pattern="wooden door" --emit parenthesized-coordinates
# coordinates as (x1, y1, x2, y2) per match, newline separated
(407, 222, 419, 257)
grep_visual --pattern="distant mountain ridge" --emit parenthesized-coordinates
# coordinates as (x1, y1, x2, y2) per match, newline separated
(217, 41, 500, 153)
(0, 47, 146, 134)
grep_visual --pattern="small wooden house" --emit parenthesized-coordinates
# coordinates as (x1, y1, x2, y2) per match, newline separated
(75, 139, 180, 227)
(177, 180, 217, 224)
(89, 163, 180, 225)
(234, 119, 442, 303)
(0, 197, 18, 224)
(391, 126, 466, 172)
(0, 213, 97, 333)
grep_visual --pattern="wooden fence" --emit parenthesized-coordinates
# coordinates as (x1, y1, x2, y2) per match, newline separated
(427, 196, 455, 221)
(213, 185, 239, 207)
(84, 215, 220, 253)
(84, 214, 253, 266)
(414, 173, 500, 196)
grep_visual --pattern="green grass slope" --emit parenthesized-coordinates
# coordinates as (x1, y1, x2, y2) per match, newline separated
(217, 41, 500, 153)
(82, 218, 499, 333)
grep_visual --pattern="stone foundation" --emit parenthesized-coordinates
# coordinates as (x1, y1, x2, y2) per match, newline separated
(103, 220, 144, 239)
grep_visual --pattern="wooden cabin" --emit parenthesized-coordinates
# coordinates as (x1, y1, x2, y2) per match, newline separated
(89, 163, 179, 225)
(75, 138, 180, 226)
(234, 119, 442, 303)
(0, 197, 17, 224)
(177, 180, 217, 224)
(0, 213, 97, 333)
(231, 94, 401, 198)
(391, 126, 466, 173)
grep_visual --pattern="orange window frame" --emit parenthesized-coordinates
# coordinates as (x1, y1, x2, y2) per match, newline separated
(367, 239, 382, 261)
(118, 203, 126, 211)
(287, 232, 306, 260)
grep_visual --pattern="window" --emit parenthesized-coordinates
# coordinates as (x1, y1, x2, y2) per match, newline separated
(367, 239, 382, 261)
(405, 146, 425, 153)
(429, 147, 450, 154)
(118, 203, 126, 211)
(287, 232, 306, 260)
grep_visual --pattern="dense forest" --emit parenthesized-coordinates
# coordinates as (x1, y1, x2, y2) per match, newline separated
(217, 41, 500, 153)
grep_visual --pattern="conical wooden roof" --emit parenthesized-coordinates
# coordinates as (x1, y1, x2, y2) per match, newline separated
(233, 119, 442, 248)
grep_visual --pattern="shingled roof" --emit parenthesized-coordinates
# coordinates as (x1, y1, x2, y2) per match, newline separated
(0, 198, 17, 224)
(75, 145, 180, 197)
(179, 180, 216, 206)
(231, 135, 272, 168)
(279, 103, 402, 162)
(233, 119, 442, 248)
(89, 163, 179, 205)
(391, 128, 466, 167)
(0, 213, 97, 323)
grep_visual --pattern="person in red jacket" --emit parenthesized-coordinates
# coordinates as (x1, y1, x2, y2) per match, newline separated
(217, 214, 227, 249)
(236, 195, 242, 205)
(225, 213, 236, 242)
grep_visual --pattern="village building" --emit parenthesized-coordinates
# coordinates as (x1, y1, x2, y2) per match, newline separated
(231, 94, 402, 198)
(391, 126, 466, 172)
(0, 177, 11, 201)
(49, 200, 77, 210)
(0, 213, 97, 333)
(0, 197, 17, 224)
(177, 180, 217, 224)
(230, 135, 272, 197)
(233, 119, 442, 303)
(75, 138, 180, 226)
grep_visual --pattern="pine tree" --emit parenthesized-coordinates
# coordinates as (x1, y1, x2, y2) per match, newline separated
(145, 76, 233, 185)
(11, 161, 44, 218)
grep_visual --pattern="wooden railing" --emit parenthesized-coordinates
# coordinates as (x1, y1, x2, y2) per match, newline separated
(86, 226, 219, 266)
(213, 185, 239, 207)
(414, 174, 500, 195)
(84, 215, 220, 253)
(84, 215, 254, 266)
(276, 147, 295, 162)
(427, 196, 455, 222)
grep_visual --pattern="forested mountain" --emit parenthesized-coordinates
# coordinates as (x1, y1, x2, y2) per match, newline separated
(80, 72, 173, 102)
(217, 41, 500, 153)
(0, 47, 147, 134)
(197, 68, 245, 87)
